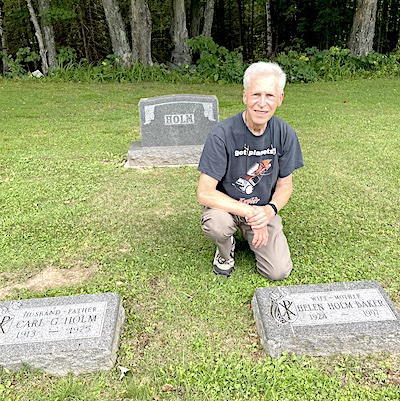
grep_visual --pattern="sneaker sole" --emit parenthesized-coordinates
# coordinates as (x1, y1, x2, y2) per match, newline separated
(213, 265, 233, 277)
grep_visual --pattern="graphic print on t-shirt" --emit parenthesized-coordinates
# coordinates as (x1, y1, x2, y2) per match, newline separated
(232, 158, 273, 195)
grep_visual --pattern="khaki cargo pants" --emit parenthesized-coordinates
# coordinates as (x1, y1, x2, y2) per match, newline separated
(201, 207, 293, 280)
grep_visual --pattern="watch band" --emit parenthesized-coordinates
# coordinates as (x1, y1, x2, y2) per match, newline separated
(267, 203, 278, 215)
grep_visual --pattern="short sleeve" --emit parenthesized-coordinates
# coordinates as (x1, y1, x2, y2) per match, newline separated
(198, 129, 229, 181)
(277, 125, 304, 178)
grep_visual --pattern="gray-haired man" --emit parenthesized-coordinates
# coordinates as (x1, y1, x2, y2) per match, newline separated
(197, 62, 304, 279)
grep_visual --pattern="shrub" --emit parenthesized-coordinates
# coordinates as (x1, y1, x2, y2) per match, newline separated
(56, 46, 77, 67)
(0, 47, 40, 78)
(186, 35, 244, 83)
(2, 45, 400, 83)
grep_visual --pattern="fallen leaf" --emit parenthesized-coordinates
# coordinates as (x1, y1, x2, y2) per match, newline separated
(162, 383, 178, 392)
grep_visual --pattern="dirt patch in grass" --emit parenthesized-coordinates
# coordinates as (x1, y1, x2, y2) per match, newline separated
(0, 265, 97, 299)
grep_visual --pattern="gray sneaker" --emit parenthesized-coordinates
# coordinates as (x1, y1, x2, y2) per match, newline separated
(212, 237, 235, 277)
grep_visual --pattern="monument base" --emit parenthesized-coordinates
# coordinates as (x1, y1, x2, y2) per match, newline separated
(252, 280, 400, 358)
(125, 141, 203, 167)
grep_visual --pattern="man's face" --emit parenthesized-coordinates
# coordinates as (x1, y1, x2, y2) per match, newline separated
(243, 74, 284, 129)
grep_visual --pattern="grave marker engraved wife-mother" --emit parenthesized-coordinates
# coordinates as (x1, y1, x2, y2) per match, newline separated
(252, 280, 400, 357)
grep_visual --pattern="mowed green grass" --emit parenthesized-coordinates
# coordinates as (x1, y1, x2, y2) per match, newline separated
(0, 78, 399, 400)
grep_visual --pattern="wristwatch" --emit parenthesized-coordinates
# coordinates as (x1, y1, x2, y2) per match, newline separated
(267, 203, 278, 215)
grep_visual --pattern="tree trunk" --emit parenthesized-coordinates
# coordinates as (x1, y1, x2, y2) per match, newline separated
(0, 1, 9, 73)
(190, 0, 202, 38)
(348, 0, 378, 56)
(171, 0, 192, 66)
(78, 6, 90, 62)
(130, 0, 153, 66)
(37, 0, 56, 69)
(249, 0, 254, 59)
(202, 0, 215, 36)
(101, 0, 132, 65)
(265, 0, 272, 57)
(26, 0, 48, 75)
(87, 2, 101, 62)
(237, 0, 246, 60)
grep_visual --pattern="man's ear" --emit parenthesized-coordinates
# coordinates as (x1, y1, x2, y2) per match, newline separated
(243, 89, 247, 105)
(278, 92, 284, 107)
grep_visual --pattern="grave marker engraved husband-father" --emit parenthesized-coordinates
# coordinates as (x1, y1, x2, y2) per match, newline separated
(125, 94, 219, 167)
(0, 292, 125, 375)
(252, 280, 400, 357)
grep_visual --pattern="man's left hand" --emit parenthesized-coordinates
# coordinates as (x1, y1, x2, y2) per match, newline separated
(246, 206, 275, 248)
(251, 226, 269, 248)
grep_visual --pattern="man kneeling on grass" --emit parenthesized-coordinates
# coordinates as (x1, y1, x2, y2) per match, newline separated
(197, 61, 304, 279)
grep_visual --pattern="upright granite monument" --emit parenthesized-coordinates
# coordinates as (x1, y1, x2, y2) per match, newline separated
(125, 94, 219, 167)
(252, 280, 400, 357)
(0, 292, 125, 375)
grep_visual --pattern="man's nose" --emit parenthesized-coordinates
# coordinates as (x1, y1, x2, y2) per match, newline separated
(258, 95, 267, 107)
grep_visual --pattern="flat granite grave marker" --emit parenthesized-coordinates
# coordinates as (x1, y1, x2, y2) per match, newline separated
(252, 280, 400, 357)
(125, 94, 219, 167)
(0, 292, 125, 375)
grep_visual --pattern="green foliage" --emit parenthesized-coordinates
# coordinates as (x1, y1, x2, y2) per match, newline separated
(1, 0, 399, 69)
(0, 47, 40, 77)
(276, 49, 320, 83)
(185, 35, 244, 83)
(2, 43, 400, 84)
(274, 46, 400, 83)
(48, 58, 182, 83)
(39, 6, 77, 23)
(0, 369, 14, 401)
(56, 46, 77, 67)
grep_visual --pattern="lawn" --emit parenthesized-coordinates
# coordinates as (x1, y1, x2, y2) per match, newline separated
(0, 78, 399, 400)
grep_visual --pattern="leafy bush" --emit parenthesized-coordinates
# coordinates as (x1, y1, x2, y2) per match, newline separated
(185, 35, 244, 83)
(275, 49, 319, 83)
(273, 46, 400, 83)
(56, 46, 77, 67)
(0, 47, 40, 78)
(2, 44, 400, 83)
(48, 56, 182, 83)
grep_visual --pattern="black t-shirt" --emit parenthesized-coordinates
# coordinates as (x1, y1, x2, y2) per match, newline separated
(198, 112, 304, 206)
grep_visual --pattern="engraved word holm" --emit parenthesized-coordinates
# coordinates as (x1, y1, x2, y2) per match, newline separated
(0, 301, 107, 345)
(269, 288, 396, 327)
(142, 100, 216, 126)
